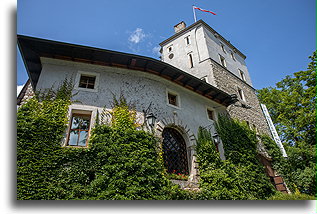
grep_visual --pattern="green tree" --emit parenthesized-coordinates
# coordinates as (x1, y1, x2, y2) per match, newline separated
(257, 51, 316, 145)
(257, 51, 316, 195)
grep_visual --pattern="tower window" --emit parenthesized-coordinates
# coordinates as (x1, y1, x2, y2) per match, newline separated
(239, 69, 246, 81)
(230, 51, 236, 61)
(238, 88, 246, 101)
(188, 53, 194, 68)
(220, 43, 226, 53)
(219, 55, 226, 68)
(185, 36, 191, 45)
(167, 45, 173, 52)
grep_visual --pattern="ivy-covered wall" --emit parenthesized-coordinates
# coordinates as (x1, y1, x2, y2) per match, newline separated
(17, 80, 314, 200)
(195, 116, 276, 200)
(17, 85, 189, 200)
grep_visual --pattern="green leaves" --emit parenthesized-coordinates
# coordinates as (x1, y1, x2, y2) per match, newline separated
(257, 51, 316, 196)
(196, 117, 276, 200)
(17, 90, 188, 200)
(257, 51, 316, 146)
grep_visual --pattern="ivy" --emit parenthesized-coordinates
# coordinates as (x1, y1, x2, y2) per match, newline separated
(195, 115, 276, 200)
(17, 79, 72, 200)
(17, 87, 189, 200)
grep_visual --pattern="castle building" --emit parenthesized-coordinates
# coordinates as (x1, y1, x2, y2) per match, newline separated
(17, 20, 287, 192)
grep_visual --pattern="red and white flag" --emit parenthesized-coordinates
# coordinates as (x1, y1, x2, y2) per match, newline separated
(193, 6, 216, 15)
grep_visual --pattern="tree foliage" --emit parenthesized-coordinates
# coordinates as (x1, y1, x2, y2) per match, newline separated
(257, 51, 316, 196)
(257, 51, 316, 145)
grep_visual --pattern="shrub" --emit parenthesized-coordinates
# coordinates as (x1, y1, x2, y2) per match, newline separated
(195, 115, 277, 200)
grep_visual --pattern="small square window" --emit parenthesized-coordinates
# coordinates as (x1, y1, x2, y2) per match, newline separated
(79, 75, 96, 89)
(168, 93, 178, 106)
(67, 113, 91, 147)
(168, 46, 173, 52)
(207, 109, 215, 121)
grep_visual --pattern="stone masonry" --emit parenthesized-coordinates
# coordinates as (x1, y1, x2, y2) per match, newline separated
(211, 58, 271, 136)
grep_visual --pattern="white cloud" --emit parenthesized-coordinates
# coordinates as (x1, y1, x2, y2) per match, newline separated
(17, 85, 24, 96)
(128, 28, 146, 44)
(152, 46, 161, 57)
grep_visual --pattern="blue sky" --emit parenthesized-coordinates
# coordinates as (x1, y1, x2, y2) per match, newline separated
(17, 0, 315, 91)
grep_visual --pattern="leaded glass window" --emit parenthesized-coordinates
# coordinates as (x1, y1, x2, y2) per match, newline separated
(162, 128, 189, 175)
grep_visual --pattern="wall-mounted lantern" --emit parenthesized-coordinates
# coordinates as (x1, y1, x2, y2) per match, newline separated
(212, 133, 220, 152)
(212, 133, 220, 144)
(146, 113, 157, 131)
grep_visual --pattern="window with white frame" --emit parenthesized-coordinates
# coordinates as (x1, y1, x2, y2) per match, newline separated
(79, 75, 96, 89)
(206, 108, 216, 121)
(166, 90, 180, 108)
(75, 71, 100, 92)
(66, 111, 92, 147)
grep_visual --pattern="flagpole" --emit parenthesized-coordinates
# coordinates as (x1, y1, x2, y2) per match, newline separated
(192, 5, 197, 22)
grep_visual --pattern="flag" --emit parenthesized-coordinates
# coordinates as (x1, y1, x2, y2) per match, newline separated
(193, 6, 216, 15)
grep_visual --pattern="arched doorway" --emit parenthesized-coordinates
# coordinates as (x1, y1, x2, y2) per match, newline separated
(162, 127, 189, 175)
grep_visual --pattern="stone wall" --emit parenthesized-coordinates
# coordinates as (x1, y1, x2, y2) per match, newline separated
(17, 81, 35, 106)
(211, 59, 271, 136)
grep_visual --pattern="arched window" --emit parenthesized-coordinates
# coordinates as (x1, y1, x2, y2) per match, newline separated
(162, 128, 189, 175)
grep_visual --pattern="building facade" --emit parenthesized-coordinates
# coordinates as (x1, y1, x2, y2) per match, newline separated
(17, 20, 286, 191)
(160, 20, 270, 136)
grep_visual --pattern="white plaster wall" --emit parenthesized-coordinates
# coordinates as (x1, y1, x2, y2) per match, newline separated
(203, 28, 253, 86)
(161, 23, 253, 87)
(37, 57, 227, 139)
